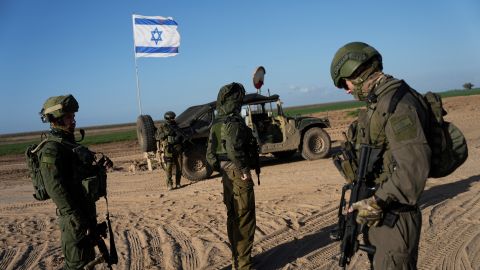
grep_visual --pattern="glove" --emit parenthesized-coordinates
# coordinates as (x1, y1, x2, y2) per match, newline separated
(350, 196, 383, 227)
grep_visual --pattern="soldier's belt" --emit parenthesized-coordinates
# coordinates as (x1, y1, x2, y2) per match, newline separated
(386, 202, 418, 212)
(217, 154, 231, 162)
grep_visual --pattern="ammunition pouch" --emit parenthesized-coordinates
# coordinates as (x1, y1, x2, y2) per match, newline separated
(81, 171, 107, 202)
(333, 155, 357, 183)
(333, 142, 384, 184)
(167, 135, 175, 144)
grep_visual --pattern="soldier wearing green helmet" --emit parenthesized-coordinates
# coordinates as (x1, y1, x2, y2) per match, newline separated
(36, 94, 113, 269)
(206, 82, 259, 270)
(156, 110, 184, 190)
(331, 42, 431, 269)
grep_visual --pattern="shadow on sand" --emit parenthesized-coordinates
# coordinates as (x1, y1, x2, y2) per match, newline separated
(243, 174, 480, 269)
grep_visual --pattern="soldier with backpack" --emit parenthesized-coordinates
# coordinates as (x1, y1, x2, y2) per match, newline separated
(330, 42, 432, 269)
(27, 94, 114, 269)
(206, 82, 259, 270)
(156, 111, 184, 190)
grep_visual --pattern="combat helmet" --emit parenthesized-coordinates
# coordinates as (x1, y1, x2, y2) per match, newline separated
(164, 111, 176, 122)
(216, 82, 245, 116)
(40, 94, 79, 123)
(330, 42, 382, 88)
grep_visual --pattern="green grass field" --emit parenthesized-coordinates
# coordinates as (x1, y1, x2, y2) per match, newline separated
(0, 130, 137, 156)
(1, 88, 478, 156)
(284, 88, 480, 116)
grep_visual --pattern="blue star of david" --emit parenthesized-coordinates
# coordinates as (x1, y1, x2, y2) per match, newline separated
(150, 28, 163, 45)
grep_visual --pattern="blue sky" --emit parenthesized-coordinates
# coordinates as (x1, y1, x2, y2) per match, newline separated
(1, 0, 479, 134)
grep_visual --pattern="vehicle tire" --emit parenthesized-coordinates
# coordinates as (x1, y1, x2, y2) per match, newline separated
(136, 115, 157, 152)
(301, 127, 331, 160)
(272, 150, 296, 160)
(182, 144, 213, 181)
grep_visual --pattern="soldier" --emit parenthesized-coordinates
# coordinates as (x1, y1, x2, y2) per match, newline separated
(330, 42, 431, 269)
(36, 94, 113, 269)
(156, 111, 184, 190)
(206, 82, 258, 270)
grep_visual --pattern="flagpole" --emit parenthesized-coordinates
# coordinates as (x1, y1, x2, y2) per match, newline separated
(131, 13, 143, 115)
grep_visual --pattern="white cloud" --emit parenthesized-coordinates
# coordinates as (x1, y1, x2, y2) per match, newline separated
(288, 85, 321, 94)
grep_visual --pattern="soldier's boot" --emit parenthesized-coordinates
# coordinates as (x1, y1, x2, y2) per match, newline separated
(166, 178, 173, 191)
(175, 177, 181, 189)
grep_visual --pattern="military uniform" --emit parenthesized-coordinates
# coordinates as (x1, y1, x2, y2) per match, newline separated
(330, 42, 431, 269)
(35, 94, 108, 270)
(40, 129, 97, 269)
(354, 76, 430, 268)
(206, 83, 257, 270)
(156, 118, 183, 189)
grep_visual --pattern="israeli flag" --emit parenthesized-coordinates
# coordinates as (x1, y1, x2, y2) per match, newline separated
(132, 14, 180, 58)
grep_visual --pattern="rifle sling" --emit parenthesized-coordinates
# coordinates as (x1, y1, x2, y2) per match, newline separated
(104, 196, 119, 264)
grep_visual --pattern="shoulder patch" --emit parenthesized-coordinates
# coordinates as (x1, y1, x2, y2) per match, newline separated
(41, 148, 58, 164)
(389, 114, 417, 141)
(41, 155, 56, 164)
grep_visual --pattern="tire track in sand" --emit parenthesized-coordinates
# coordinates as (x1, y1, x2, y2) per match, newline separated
(418, 181, 480, 270)
(124, 229, 144, 270)
(211, 205, 339, 269)
(0, 248, 16, 270)
(159, 224, 199, 270)
(7, 244, 46, 270)
(140, 227, 164, 268)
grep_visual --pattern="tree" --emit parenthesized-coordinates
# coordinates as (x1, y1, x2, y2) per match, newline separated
(463, 82, 474, 90)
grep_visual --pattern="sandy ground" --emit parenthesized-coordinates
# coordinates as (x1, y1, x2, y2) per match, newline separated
(1, 95, 479, 270)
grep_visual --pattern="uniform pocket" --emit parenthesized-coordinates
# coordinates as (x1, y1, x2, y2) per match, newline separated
(233, 179, 254, 215)
(384, 250, 410, 270)
(60, 215, 90, 265)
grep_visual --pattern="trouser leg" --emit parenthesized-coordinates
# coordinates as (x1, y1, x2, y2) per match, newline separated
(174, 154, 182, 186)
(165, 161, 173, 188)
(369, 208, 421, 270)
(233, 178, 255, 270)
(60, 216, 95, 270)
(222, 171, 237, 268)
(222, 167, 255, 270)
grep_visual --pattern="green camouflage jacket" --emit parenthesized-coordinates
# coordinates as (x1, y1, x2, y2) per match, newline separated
(356, 76, 431, 206)
(39, 129, 97, 228)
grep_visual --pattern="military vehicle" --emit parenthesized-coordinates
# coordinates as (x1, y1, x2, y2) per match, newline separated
(136, 67, 331, 180)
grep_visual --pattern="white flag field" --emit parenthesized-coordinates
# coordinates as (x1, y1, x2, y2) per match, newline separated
(132, 14, 180, 58)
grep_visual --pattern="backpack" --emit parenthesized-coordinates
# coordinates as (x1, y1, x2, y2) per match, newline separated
(387, 83, 468, 178)
(25, 138, 59, 200)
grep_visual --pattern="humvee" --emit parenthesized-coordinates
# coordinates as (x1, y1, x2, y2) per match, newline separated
(136, 92, 331, 181)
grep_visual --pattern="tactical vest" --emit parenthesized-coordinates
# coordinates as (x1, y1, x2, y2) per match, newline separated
(210, 117, 228, 157)
(353, 79, 412, 184)
(71, 144, 107, 202)
(26, 134, 107, 202)
(160, 124, 183, 158)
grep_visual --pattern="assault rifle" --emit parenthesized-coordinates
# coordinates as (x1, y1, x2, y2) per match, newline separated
(249, 136, 261, 185)
(84, 214, 118, 270)
(333, 144, 376, 268)
(252, 152, 261, 185)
